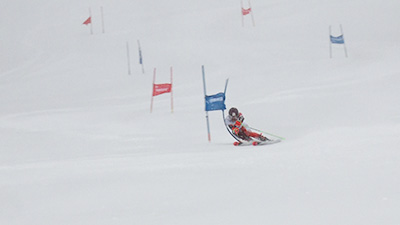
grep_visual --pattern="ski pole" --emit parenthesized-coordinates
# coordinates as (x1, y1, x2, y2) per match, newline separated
(249, 127, 286, 140)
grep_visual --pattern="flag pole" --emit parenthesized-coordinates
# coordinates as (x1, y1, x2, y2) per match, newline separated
(248, 0, 255, 27)
(340, 24, 348, 58)
(150, 68, 156, 113)
(224, 79, 229, 94)
(126, 42, 131, 75)
(170, 66, 174, 113)
(222, 78, 229, 133)
(138, 40, 145, 74)
(100, 6, 105, 34)
(89, 7, 93, 35)
(222, 79, 240, 142)
(202, 65, 211, 142)
(329, 25, 332, 58)
(241, 0, 244, 27)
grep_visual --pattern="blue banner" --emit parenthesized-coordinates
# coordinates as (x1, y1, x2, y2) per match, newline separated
(205, 92, 226, 111)
(330, 35, 345, 44)
(139, 49, 143, 64)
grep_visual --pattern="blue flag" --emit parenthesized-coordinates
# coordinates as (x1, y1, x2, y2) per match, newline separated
(139, 48, 143, 64)
(330, 35, 345, 44)
(205, 92, 226, 111)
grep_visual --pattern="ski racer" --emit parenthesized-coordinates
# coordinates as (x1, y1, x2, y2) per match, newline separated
(225, 107, 269, 142)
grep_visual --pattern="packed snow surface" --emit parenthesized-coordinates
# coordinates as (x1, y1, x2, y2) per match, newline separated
(1, 0, 400, 224)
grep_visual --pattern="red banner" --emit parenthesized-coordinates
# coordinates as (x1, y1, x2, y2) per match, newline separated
(83, 17, 91, 25)
(153, 83, 172, 96)
(242, 8, 251, 15)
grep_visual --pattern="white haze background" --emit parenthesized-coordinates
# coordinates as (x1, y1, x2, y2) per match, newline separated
(1, 0, 400, 224)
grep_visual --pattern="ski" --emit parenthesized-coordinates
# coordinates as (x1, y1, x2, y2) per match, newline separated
(234, 138, 281, 146)
(252, 139, 281, 146)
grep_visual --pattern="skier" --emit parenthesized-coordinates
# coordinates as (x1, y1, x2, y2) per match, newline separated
(225, 107, 269, 142)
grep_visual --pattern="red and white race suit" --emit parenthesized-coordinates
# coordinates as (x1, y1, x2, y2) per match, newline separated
(225, 113, 261, 140)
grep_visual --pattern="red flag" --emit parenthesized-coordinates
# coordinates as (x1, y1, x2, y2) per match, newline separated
(83, 17, 91, 25)
(242, 8, 251, 15)
(153, 83, 172, 96)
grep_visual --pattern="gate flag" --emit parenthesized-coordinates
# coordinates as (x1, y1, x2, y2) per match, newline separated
(150, 67, 174, 113)
(329, 25, 348, 58)
(139, 48, 143, 64)
(202, 65, 229, 142)
(241, 0, 255, 27)
(205, 92, 226, 111)
(242, 8, 251, 15)
(137, 40, 145, 74)
(153, 83, 172, 96)
(330, 35, 345, 44)
(83, 17, 91, 25)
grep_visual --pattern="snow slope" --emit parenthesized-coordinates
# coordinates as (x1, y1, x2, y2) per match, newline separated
(1, 0, 400, 224)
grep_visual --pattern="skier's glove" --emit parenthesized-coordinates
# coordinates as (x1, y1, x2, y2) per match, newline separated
(232, 127, 239, 135)
(238, 114, 244, 122)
